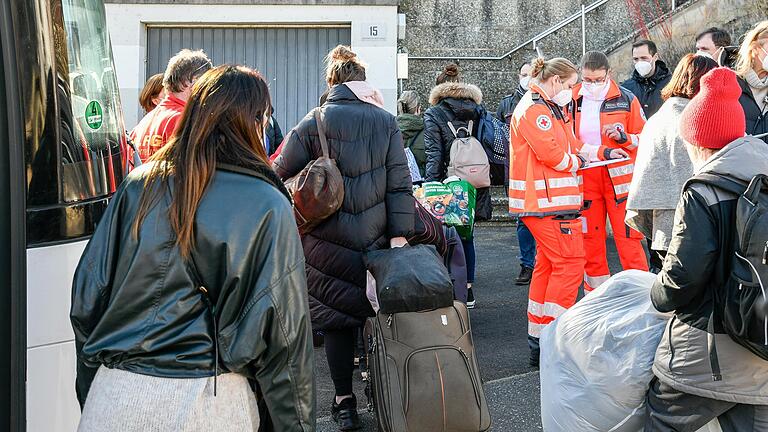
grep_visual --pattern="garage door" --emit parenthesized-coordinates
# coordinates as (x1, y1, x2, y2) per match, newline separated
(146, 25, 351, 132)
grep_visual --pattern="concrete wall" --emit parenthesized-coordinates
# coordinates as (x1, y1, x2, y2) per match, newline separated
(399, 0, 682, 113)
(106, 3, 398, 128)
(607, 0, 766, 83)
(105, 0, 398, 4)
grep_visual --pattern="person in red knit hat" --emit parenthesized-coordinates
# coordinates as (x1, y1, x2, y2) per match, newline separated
(645, 67, 768, 429)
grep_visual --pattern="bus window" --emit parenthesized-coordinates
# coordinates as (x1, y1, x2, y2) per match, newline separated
(60, 0, 125, 203)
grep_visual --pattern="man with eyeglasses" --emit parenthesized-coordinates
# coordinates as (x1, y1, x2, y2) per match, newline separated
(572, 51, 649, 293)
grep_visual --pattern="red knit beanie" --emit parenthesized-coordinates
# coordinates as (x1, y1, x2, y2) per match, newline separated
(680, 67, 746, 149)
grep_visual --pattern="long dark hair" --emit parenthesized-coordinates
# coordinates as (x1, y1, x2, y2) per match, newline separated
(132, 65, 273, 258)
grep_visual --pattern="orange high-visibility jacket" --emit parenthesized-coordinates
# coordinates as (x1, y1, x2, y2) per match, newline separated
(572, 81, 646, 202)
(509, 85, 608, 217)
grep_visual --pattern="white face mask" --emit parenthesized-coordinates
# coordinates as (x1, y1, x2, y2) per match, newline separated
(635, 61, 654, 77)
(761, 47, 768, 72)
(552, 88, 573, 107)
(582, 80, 609, 99)
(696, 50, 714, 59)
(520, 76, 531, 90)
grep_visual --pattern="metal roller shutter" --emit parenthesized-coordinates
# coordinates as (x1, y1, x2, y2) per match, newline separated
(146, 25, 351, 132)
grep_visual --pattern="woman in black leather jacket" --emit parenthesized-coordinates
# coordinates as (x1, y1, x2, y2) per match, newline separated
(71, 65, 315, 432)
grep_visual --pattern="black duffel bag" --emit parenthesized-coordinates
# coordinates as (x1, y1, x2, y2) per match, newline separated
(365, 244, 454, 314)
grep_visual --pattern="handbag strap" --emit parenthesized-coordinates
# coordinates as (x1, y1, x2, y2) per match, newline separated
(186, 254, 220, 395)
(314, 108, 330, 159)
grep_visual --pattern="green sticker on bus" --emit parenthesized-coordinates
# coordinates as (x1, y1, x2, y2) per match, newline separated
(85, 100, 103, 130)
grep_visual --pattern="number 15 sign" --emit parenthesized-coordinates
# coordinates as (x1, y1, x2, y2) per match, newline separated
(361, 22, 387, 41)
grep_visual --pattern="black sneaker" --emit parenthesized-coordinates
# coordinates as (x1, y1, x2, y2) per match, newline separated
(466, 287, 476, 309)
(331, 395, 361, 431)
(516, 265, 534, 286)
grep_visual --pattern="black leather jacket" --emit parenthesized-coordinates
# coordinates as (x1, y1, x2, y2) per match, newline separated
(70, 162, 315, 431)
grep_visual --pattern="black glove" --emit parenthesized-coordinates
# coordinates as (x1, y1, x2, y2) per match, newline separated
(614, 130, 628, 144)
(576, 155, 588, 168)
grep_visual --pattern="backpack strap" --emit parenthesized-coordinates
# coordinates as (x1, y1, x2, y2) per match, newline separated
(314, 108, 330, 159)
(406, 129, 424, 150)
(447, 121, 460, 138)
(684, 173, 748, 197)
(744, 174, 768, 205)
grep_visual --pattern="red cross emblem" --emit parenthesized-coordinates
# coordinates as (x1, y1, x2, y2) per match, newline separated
(536, 114, 552, 131)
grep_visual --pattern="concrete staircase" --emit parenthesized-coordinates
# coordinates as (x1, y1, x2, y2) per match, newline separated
(478, 185, 515, 227)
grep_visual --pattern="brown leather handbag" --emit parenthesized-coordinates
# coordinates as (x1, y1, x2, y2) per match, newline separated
(285, 109, 344, 234)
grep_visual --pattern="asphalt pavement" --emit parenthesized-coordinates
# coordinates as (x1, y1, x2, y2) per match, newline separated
(315, 225, 624, 432)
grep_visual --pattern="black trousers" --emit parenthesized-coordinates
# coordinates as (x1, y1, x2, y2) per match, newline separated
(324, 327, 356, 396)
(644, 378, 768, 431)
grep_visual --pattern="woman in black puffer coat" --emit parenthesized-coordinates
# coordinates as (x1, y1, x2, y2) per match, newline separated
(274, 45, 414, 431)
(423, 63, 487, 309)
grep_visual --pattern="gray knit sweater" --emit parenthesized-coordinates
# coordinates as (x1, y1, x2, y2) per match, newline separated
(626, 97, 694, 250)
(78, 366, 259, 432)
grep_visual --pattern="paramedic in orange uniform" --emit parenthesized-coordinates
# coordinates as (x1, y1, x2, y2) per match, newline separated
(572, 51, 649, 293)
(509, 57, 628, 366)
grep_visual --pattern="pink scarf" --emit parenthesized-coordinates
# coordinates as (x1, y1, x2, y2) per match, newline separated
(344, 81, 385, 109)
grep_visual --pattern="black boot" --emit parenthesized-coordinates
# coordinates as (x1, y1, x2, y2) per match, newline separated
(516, 265, 534, 286)
(331, 395, 361, 431)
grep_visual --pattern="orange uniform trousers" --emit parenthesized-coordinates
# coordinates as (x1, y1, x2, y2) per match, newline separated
(582, 167, 648, 293)
(522, 216, 586, 339)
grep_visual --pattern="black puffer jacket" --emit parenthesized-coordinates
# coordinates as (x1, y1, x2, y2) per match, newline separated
(621, 60, 672, 118)
(423, 82, 492, 219)
(70, 162, 315, 431)
(738, 77, 768, 142)
(423, 82, 484, 182)
(496, 85, 526, 126)
(274, 83, 414, 330)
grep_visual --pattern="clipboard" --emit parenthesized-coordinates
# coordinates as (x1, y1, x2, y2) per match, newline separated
(580, 157, 631, 170)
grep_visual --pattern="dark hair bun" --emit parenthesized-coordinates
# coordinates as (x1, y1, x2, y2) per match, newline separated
(443, 63, 460, 77)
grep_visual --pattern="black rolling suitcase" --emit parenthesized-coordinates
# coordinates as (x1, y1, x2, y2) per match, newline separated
(362, 301, 491, 431)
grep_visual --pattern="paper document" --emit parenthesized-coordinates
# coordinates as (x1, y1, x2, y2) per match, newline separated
(580, 157, 631, 170)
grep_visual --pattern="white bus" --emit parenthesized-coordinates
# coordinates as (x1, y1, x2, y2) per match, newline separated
(0, 0, 128, 430)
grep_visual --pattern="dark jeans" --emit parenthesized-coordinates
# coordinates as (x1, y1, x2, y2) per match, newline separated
(517, 219, 536, 269)
(461, 237, 476, 283)
(645, 377, 768, 431)
(324, 328, 356, 396)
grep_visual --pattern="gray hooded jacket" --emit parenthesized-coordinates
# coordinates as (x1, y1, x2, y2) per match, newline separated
(652, 136, 768, 404)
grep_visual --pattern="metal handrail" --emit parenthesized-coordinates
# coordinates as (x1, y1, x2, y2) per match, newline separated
(409, 0, 614, 61)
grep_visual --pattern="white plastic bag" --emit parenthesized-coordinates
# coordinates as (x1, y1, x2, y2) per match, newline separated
(540, 270, 671, 432)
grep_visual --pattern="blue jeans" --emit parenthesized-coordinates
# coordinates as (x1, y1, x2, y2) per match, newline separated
(461, 237, 476, 283)
(517, 219, 536, 269)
